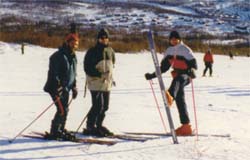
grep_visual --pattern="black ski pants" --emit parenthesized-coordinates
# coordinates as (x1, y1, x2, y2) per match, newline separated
(50, 92, 69, 134)
(168, 74, 191, 124)
(203, 62, 213, 76)
(87, 91, 110, 129)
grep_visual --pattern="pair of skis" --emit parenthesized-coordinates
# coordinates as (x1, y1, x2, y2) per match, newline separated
(22, 131, 157, 146)
(22, 132, 116, 145)
(22, 131, 230, 146)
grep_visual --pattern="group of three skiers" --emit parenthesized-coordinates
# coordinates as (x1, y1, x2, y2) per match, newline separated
(43, 28, 211, 140)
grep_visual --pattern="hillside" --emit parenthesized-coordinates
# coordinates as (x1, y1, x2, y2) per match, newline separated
(1, 0, 249, 36)
(0, 0, 249, 55)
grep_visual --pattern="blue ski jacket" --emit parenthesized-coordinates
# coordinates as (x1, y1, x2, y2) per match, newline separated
(44, 43, 77, 95)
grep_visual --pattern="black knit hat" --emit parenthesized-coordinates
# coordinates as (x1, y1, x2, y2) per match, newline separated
(97, 28, 109, 39)
(169, 31, 181, 40)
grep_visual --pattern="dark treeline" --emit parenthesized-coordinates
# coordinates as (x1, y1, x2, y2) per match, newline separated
(0, 24, 249, 56)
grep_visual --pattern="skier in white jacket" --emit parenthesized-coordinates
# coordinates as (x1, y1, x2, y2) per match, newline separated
(145, 31, 197, 136)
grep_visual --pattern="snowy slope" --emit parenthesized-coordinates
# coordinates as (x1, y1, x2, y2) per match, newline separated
(0, 41, 250, 160)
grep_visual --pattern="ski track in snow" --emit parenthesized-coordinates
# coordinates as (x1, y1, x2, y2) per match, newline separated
(0, 85, 249, 97)
(0, 42, 250, 160)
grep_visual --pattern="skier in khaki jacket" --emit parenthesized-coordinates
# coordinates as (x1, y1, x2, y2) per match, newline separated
(83, 28, 115, 137)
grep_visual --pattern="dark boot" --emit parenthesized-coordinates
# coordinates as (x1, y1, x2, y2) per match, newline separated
(61, 129, 76, 141)
(50, 120, 62, 135)
(45, 130, 63, 140)
(45, 130, 76, 141)
(48, 119, 66, 140)
(82, 127, 98, 136)
(97, 126, 114, 136)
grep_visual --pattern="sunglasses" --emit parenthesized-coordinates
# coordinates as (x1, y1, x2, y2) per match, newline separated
(100, 36, 108, 39)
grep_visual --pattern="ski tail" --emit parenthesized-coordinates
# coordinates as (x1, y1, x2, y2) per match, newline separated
(124, 132, 231, 138)
(22, 134, 44, 140)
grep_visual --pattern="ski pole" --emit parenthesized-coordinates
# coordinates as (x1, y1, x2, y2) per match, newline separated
(77, 78, 102, 132)
(58, 97, 73, 115)
(75, 92, 100, 132)
(75, 110, 90, 133)
(190, 78, 198, 140)
(149, 80, 168, 133)
(9, 98, 59, 143)
(68, 97, 73, 106)
(83, 80, 87, 98)
(75, 91, 103, 133)
(9, 96, 73, 143)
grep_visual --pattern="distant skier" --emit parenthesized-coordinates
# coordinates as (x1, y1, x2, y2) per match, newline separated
(21, 43, 24, 55)
(43, 33, 79, 140)
(83, 28, 115, 137)
(203, 49, 214, 77)
(229, 51, 234, 59)
(145, 31, 197, 136)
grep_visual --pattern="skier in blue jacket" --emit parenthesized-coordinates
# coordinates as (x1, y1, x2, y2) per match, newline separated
(44, 33, 79, 140)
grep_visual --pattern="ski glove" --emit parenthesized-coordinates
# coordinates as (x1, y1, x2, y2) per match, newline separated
(188, 68, 196, 79)
(56, 86, 63, 96)
(72, 87, 78, 99)
(56, 86, 69, 97)
(112, 81, 116, 87)
(145, 73, 156, 80)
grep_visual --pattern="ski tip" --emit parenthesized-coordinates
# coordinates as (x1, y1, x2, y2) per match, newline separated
(8, 139, 13, 143)
(109, 142, 117, 146)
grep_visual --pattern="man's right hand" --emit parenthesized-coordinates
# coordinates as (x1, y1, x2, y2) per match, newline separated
(56, 86, 68, 97)
(145, 73, 155, 80)
(56, 86, 63, 96)
(72, 87, 78, 99)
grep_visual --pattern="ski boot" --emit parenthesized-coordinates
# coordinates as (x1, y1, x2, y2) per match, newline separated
(83, 127, 98, 136)
(97, 126, 114, 137)
(175, 124, 192, 136)
(44, 131, 63, 140)
(165, 91, 173, 107)
(61, 129, 76, 141)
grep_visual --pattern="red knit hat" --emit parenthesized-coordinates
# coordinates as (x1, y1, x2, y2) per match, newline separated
(65, 33, 79, 42)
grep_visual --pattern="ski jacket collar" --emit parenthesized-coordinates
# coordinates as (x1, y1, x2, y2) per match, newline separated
(59, 43, 76, 61)
(96, 42, 109, 49)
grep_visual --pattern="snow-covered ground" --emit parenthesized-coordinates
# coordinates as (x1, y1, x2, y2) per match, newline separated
(0, 41, 250, 160)
(1, 1, 249, 36)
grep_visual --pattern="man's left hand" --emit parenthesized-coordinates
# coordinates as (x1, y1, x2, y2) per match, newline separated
(72, 87, 78, 99)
